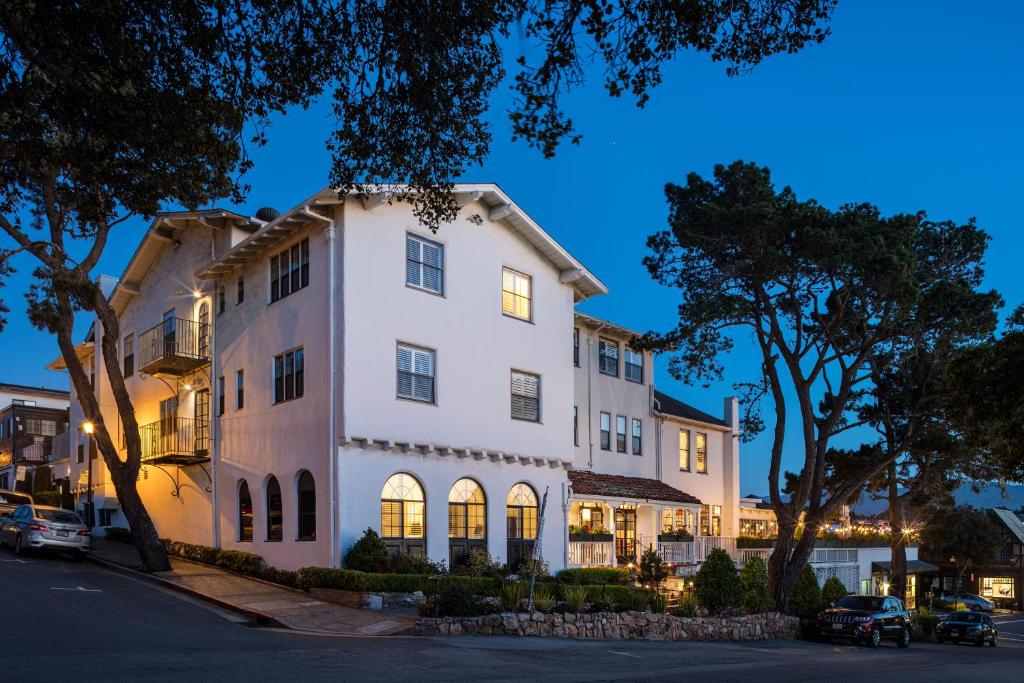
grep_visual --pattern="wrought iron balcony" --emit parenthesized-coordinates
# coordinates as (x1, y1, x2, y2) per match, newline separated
(140, 417, 210, 465)
(137, 317, 210, 377)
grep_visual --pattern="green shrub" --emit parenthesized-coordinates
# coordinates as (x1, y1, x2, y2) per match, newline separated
(461, 548, 504, 577)
(532, 585, 554, 612)
(164, 540, 219, 565)
(343, 528, 389, 572)
(215, 549, 264, 577)
(563, 584, 587, 612)
(615, 588, 649, 613)
(671, 595, 699, 618)
(389, 552, 445, 575)
(103, 527, 133, 543)
(650, 593, 668, 614)
(739, 555, 774, 614)
(556, 567, 631, 585)
(33, 490, 62, 507)
(434, 581, 481, 617)
(500, 580, 523, 611)
(585, 584, 614, 613)
(912, 608, 940, 635)
(261, 566, 299, 588)
(512, 556, 550, 580)
(694, 548, 741, 615)
(820, 576, 848, 606)
(639, 548, 669, 591)
(296, 567, 499, 595)
(789, 564, 822, 619)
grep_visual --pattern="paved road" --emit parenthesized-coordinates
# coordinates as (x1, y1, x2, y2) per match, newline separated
(5, 551, 1020, 682)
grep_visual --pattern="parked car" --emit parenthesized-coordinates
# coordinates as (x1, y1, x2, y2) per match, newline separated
(0, 504, 90, 560)
(937, 593, 995, 612)
(935, 611, 998, 646)
(817, 595, 912, 648)
(0, 490, 33, 518)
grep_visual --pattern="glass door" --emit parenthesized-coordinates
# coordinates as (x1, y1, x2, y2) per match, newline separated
(614, 508, 637, 563)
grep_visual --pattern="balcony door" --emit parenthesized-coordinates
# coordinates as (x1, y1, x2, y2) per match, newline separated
(159, 397, 178, 454)
(614, 508, 637, 563)
(161, 309, 176, 357)
(194, 389, 209, 456)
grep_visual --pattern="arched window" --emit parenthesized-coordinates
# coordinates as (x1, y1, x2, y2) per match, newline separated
(297, 470, 316, 541)
(380, 473, 425, 557)
(238, 480, 253, 541)
(266, 476, 282, 541)
(448, 478, 486, 567)
(506, 483, 538, 570)
(197, 301, 210, 358)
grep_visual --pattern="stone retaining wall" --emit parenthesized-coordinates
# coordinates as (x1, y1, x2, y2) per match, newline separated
(415, 611, 799, 641)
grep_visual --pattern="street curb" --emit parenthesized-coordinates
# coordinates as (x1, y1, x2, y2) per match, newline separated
(86, 554, 284, 628)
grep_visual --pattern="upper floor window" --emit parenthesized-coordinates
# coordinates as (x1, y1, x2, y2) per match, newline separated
(573, 328, 580, 367)
(218, 285, 225, 314)
(406, 234, 444, 295)
(123, 333, 134, 378)
(218, 376, 225, 415)
(624, 348, 643, 383)
(236, 370, 245, 410)
(615, 415, 627, 453)
(501, 268, 532, 321)
(237, 276, 245, 305)
(696, 432, 707, 473)
(573, 406, 579, 446)
(598, 338, 618, 376)
(274, 347, 304, 404)
(599, 412, 611, 450)
(510, 370, 540, 422)
(631, 418, 642, 455)
(679, 430, 690, 471)
(270, 238, 310, 303)
(11, 399, 35, 406)
(397, 343, 435, 403)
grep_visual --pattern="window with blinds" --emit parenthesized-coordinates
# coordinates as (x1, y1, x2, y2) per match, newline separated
(501, 267, 532, 321)
(25, 419, 56, 436)
(397, 344, 435, 403)
(270, 238, 310, 303)
(573, 328, 580, 366)
(510, 370, 540, 421)
(624, 348, 643, 383)
(696, 432, 707, 473)
(406, 234, 444, 294)
(615, 415, 627, 453)
(598, 338, 619, 376)
(632, 418, 642, 455)
(600, 411, 611, 450)
(679, 429, 690, 471)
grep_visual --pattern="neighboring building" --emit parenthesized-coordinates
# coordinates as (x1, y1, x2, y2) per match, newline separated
(0, 383, 69, 492)
(739, 495, 778, 538)
(919, 508, 1024, 611)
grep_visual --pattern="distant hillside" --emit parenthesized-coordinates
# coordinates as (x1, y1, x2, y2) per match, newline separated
(853, 483, 1024, 516)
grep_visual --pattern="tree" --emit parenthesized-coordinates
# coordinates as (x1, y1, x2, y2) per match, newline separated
(0, 3, 837, 570)
(693, 547, 741, 614)
(820, 575, 847, 606)
(919, 506, 1003, 596)
(642, 161, 995, 609)
(789, 564, 821, 619)
(739, 555, 774, 614)
(639, 546, 670, 594)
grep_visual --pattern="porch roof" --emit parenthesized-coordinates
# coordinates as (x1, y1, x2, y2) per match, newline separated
(568, 470, 701, 505)
(870, 560, 939, 575)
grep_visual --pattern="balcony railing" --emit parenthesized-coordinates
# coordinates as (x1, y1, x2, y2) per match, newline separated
(657, 541, 696, 565)
(138, 317, 210, 377)
(140, 417, 209, 465)
(568, 540, 615, 567)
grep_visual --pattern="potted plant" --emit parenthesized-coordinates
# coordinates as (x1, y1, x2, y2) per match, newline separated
(657, 528, 694, 543)
(569, 523, 613, 542)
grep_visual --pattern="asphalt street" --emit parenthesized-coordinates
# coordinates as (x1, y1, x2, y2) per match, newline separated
(5, 550, 1021, 682)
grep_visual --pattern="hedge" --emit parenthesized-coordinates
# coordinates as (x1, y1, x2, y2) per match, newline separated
(159, 538, 297, 587)
(296, 567, 500, 595)
(555, 567, 631, 585)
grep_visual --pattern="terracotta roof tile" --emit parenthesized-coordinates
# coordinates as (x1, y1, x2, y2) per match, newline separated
(568, 470, 701, 505)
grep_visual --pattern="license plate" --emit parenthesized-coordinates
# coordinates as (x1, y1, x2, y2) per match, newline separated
(56, 530, 69, 537)
(832, 623, 843, 630)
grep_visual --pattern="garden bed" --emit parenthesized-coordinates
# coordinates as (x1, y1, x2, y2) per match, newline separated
(415, 611, 798, 641)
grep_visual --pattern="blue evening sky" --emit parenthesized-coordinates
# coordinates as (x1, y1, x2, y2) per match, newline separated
(1, 1, 1020, 496)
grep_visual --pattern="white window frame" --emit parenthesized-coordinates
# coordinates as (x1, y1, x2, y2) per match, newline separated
(501, 267, 532, 322)
(406, 233, 445, 295)
(624, 348, 643, 383)
(510, 369, 540, 422)
(396, 343, 436, 404)
(598, 338, 619, 377)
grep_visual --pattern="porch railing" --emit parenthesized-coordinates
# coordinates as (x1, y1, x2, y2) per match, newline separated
(737, 547, 773, 564)
(137, 317, 210, 376)
(695, 535, 737, 562)
(568, 540, 615, 567)
(139, 416, 209, 462)
(657, 541, 696, 565)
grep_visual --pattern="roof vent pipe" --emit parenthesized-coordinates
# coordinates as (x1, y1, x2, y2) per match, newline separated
(255, 207, 280, 222)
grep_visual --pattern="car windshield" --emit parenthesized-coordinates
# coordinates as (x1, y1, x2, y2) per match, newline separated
(34, 509, 82, 524)
(835, 596, 883, 611)
(0, 492, 32, 505)
(946, 612, 981, 623)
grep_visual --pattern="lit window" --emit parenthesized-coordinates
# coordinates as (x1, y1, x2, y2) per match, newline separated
(397, 344, 435, 403)
(511, 370, 540, 422)
(696, 432, 707, 473)
(679, 430, 689, 471)
(381, 473, 425, 544)
(448, 478, 486, 540)
(406, 234, 444, 294)
(501, 268, 532, 321)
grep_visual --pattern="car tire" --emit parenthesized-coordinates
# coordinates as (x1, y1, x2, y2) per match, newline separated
(897, 627, 911, 648)
(14, 534, 26, 556)
(974, 634, 985, 647)
(990, 635, 998, 647)
(936, 636, 945, 644)
(867, 627, 882, 649)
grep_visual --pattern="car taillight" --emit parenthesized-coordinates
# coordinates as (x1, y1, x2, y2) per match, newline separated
(28, 523, 49, 532)
(77, 529, 91, 536)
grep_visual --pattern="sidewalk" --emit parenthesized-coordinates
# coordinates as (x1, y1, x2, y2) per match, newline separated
(88, 538, 417, 636)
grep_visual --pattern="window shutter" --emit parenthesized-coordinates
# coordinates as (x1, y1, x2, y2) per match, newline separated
(405, 237, 421, 288)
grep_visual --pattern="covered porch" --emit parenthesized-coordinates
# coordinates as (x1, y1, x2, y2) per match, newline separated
(567, 471, 729, 569)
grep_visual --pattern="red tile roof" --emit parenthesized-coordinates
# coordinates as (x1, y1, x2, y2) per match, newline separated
(568, 471, 701, 505)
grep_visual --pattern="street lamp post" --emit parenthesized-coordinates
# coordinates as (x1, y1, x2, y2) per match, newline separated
(83, 421, 94, 529)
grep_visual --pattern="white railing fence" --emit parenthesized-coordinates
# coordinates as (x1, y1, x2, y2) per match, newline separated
(568, 540, 614, 567)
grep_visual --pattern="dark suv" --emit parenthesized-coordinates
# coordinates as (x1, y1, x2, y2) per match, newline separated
(817, 595, 911, 648)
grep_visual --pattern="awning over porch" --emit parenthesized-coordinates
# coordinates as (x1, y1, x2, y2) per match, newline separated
(871, 560, 939, 575)
(568, 471, 701, 505)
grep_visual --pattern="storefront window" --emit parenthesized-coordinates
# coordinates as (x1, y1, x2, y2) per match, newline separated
(981, 576, 1015, 599)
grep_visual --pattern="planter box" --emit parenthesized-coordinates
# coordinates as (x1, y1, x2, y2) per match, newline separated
(657, 534, 694, 543)
(570, 533, 614, 543)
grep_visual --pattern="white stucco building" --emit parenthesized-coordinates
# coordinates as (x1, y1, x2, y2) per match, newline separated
(55, 184, 749, 573)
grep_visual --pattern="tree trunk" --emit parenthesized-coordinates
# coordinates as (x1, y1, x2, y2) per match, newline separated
(108, 464, 171, 571)
(887, 462, 907, 601)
